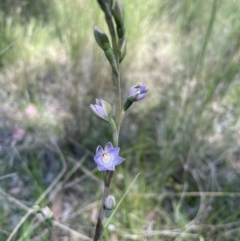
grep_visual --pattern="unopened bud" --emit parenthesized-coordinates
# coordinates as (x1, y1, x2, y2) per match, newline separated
(97, 0, 112, 16)
(127, 84, 148, 102)
(104, 48, 115, 62)
(113, 1, 124, 27)
(97, 0, 107, 4)
(94, 26, 111, 51)
(118, 38, 127, 63)
(124, 84, 148, 111)
(117, 25, 125, 39)
(33, 205, 41, 213)
(104, 195, 116, 218)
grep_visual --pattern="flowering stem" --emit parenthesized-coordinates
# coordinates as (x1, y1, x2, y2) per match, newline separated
(94, 9, 123, 241)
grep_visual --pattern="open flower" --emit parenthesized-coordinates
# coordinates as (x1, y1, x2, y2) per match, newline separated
(127, 84, 148, 102)
(90, 99, 112, 121)
(94, 142, 125, 171)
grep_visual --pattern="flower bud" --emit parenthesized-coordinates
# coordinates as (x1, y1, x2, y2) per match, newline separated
(127, 84, 148, 102)
(117, 24, 125, 39)
(113, 1, 124, 27)
(33, 205, 41, 213)
(113, 1, 125, 39)
(118, 38, 127, 63)
(97, 0, 112, 17)
(104, 48, 115, 62)
(94, 26, 111, 51)
(104, 195, 116, 217)
(97, 0, 107, 4)
(124, 84, 148, 111)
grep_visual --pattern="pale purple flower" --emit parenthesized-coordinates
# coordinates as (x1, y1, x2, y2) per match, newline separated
(90, 99, 112, 121)
(94, 142, 125, 171)
(127, 84, 148, 102)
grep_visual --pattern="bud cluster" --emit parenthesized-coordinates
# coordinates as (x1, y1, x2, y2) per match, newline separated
(94, 0, 127, 71)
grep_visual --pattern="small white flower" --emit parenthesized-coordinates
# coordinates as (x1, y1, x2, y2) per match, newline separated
(41, 206, 53, 219)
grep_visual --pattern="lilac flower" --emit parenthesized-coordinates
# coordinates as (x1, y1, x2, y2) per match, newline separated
(127, 84, 148, 102)
(90, 99, 112, 121)
(94, 142, 125, 171)
(124, 84, 148, 111)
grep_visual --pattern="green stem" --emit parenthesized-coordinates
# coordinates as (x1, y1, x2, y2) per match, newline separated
(112, 73, 121, 143)
(105, 15, 122, 141)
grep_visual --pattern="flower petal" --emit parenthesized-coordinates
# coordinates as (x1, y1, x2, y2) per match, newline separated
(96, 99, 102, 105)
(104, 142, 114, 152)
(138, 93, 147, 101)
(128, 86, 138, 96)
(98, 165, 107, 171)
(101, 99, 112, 117)
(109, 147, 120, 160)
(95, 105, 107, 118)
(94, 154, 103, 166)
(127, 84, 148, 102)
(90, 104, 105, 119)
(107, 162, 115, 171)
(139, 85, 147, 93)
(96, 145, 104, 156)
(90, 105, 98, 115)
(113, 156, 125, 166)
(98, 161, 115, 171)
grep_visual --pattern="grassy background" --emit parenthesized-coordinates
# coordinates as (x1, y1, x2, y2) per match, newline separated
(1, 0, 240, 240)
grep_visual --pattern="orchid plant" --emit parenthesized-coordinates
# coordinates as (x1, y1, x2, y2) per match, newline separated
(91, 0, 148, 240)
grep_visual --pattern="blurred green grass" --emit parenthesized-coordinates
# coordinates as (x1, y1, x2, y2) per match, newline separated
(1, 0, 240, 240)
